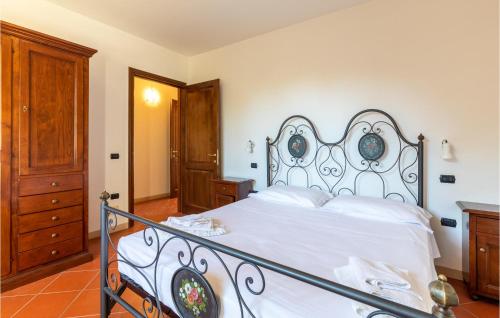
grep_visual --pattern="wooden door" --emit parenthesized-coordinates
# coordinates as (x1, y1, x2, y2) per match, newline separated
(477, 233, 500, 297)
(180, 80, 220, 213)
(1, 34, 13, 277)
(18, 40, 84, 176)
(170, 99, 180, 198)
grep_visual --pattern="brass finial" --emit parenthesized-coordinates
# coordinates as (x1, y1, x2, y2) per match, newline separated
(428, 274, 459, 318)
(100, 190, 110, 201)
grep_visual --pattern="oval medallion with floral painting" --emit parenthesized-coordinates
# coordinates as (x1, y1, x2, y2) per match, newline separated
(358, 133, 385, 161)
(288, 134, 307, 158)
(171, 267, 218, 318)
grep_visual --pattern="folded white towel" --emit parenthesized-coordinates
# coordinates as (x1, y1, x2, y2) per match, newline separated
(333, 257, 425, 318)
(349, 257, 412, 291)
(162, 216, 227, 237)
(167, 215, 213, 230)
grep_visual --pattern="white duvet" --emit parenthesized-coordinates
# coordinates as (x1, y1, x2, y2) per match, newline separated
(117, 197, 439, 318)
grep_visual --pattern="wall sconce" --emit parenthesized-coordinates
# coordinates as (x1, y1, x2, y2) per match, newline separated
(441, 139, 452, 160)
(143, 87, 160, 106)
(246, 140, 255, 154)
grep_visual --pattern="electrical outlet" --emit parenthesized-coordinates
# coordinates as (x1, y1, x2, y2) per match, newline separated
(110, 193, 119, 200)
(439, 175, 456, 183)
(250, 162, 258, 169)
(110, 153, 120, 159)
(441, 218, 457, 227)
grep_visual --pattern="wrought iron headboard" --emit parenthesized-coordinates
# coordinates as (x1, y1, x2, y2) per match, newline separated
(266, 109, 424, 207)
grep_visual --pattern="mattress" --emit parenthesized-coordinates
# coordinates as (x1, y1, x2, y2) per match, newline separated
(117, 197, 440, 317)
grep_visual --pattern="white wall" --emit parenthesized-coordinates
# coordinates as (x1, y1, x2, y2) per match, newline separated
(134, 78, 178, 200)
(188, 0, 499, 271)
(0, 0, 189, 233)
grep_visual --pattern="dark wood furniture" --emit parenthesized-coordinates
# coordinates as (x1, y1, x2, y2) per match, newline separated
(458, 201, 499, 300)
(0, 21, 97, 291)
(211, 177, 253, 208)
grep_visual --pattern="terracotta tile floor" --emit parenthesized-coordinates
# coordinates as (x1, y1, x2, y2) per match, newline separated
(1, 197, 498, 317)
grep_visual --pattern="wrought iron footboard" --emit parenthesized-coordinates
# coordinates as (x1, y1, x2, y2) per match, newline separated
(99, 192, 458, 318)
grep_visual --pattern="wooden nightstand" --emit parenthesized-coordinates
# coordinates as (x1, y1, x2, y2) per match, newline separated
(457, 201, 499, 300)
(211, 177, 253, 208)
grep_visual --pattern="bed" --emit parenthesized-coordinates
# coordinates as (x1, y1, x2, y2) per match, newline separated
(99, 109, 458, 318)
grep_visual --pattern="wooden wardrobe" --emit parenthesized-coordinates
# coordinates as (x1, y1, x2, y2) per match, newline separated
(1, 21, 97, 290)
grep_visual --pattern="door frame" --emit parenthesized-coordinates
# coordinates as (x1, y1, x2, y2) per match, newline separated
(128, 67, 186, 226)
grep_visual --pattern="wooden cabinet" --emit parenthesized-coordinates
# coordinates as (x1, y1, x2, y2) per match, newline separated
(0, 21, 96, 291)
(211, 178, 253, 208)
(458, 201, 500, 300)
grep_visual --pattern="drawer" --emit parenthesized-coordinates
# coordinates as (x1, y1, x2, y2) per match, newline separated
(215, 194, 235, 208)
(214, 183, 237, 196)
(477, 217, 499, 236)
(18, 190, 83, 215)
(18, 205, 82, 233)
(19, 174, 83, 196)
(18, 221, 83, 252)
(18, 237, 82, 271)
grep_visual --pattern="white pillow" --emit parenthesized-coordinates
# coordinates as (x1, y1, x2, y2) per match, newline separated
(320, 195, 433, 231)
(249, 185, 332, 208)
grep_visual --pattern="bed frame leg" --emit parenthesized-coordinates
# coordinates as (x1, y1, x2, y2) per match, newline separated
(100, 191, 111, 317)
(429, 274, 459, 318)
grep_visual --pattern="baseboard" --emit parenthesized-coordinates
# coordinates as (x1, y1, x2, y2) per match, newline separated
(134, 193, 170, 204)
(435, 265, 463, 280)
(88, 222, 129, 240)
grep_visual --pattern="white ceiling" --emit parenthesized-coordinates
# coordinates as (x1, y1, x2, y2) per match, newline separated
(47, 0, 371, 56)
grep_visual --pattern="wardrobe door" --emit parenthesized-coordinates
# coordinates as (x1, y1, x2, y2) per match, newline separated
(18, 40, 84, 176)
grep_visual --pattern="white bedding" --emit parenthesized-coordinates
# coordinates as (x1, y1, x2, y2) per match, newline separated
(117, 197, 439, 318)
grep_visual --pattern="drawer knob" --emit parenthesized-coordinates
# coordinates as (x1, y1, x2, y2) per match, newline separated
(51, 233, 58, 238)
(479, 247, 486, 253)
(51, 216, 59, 221)
(51, 199, 59, 204)
(50, 182, 58, 187)
(51, 250, 58, 256)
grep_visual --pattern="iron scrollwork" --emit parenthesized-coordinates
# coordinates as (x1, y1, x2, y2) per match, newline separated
(266, 109, 424, 207)
(100, 193, 454, 318)
(102, 208, 267, 318)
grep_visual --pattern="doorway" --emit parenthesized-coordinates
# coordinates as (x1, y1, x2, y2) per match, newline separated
(128, 68, 184, 225)
(128, 68, 221, 224)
